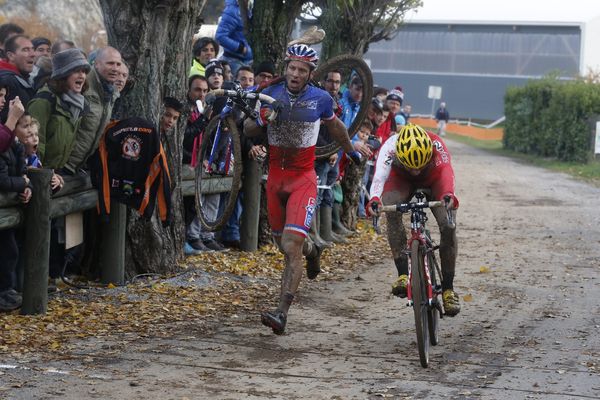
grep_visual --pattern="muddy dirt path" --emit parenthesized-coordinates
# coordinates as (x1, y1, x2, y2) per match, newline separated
(1, 140, 599, 399)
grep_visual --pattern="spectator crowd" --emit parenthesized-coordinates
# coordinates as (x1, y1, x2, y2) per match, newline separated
(0, 0, 419, 312)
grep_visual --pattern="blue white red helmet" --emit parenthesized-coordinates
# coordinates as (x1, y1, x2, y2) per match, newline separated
(285, 44, 319, 69)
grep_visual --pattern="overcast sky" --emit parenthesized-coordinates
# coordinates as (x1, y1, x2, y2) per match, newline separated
(407, 0, 600, 24)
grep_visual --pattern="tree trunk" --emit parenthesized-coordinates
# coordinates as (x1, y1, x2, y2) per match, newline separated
(320, 0, 371, 59)
(99, 0, 206, 276)
(246, 0, 303, 68)
(340, 158, 366, 230)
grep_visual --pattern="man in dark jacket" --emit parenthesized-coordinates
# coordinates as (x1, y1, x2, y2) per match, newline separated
(435, 102, 450, 136)
(0, 35, 35, 123)
(216, 0, 253, 76)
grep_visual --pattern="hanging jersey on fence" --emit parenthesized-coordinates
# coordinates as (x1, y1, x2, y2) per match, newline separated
(90, 117, 172, 224)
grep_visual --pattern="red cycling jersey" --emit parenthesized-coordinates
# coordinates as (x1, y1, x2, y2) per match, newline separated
(370, 132, 459, 207)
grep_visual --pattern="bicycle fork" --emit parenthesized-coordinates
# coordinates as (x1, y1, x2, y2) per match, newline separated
(405, 240, 436, 308)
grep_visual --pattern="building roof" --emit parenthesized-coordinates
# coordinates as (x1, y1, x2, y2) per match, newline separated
(406, 0, 600, 26)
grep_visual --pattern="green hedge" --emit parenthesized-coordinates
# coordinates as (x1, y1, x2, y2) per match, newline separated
(504, 76, 600, 162)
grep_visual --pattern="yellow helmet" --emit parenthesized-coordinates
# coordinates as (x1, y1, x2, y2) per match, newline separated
(396, 123, 433, 169)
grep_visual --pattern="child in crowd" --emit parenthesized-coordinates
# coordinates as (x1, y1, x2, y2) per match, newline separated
(159, 97, 184, 136)
(13, 113, 63, 190)
(0, 118, 31, 311)
(0, 86, 25, 153)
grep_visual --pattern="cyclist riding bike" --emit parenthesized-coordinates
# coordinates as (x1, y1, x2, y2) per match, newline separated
(366, 123, 461, 316)
(244, 44, 361, 334)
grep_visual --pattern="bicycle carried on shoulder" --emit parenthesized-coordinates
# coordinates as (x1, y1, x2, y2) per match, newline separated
(376, 190, 455, 368)
(194, 86, 279, 231)
(195, 54, 373, 231)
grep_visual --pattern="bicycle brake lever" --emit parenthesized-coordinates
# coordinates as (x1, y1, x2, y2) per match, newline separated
(443, 195, 456, 229)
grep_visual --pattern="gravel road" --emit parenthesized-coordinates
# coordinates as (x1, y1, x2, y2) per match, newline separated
(1, 140, 599, 400)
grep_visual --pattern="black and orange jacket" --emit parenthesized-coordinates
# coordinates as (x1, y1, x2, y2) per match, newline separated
(90, 117, 172, 224)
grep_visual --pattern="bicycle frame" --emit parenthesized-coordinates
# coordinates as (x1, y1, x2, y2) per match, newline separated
(405, 193, 438, 309)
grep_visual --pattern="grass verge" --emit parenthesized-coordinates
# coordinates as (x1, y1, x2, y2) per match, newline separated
(445, 131, 600, 186)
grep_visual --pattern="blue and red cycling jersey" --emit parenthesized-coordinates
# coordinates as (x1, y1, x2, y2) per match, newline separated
(261, 81, 335, 171)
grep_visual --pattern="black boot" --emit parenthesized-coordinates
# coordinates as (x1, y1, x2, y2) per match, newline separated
(261, 310, 287, 335)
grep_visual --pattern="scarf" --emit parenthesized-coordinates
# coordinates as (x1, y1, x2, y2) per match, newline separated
(60, 91, 85, 120)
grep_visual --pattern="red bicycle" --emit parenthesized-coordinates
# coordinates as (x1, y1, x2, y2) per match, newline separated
(377, 191, 454, 367)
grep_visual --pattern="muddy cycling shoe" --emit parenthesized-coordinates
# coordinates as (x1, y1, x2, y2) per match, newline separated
(442, 289, 461, 316)
(305, 243, 323, 280)
(391, 274, 408, 298)
(261, 310, 287, 335)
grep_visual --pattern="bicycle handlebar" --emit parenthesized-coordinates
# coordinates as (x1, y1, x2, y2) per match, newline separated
(379, 201, 443, 213)
(376, 197, 455, 229)
(208, 89, 277, 105)
(206, 89, 279, 123)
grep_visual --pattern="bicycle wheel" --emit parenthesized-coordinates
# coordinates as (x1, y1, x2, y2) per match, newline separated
(194, 115, 243, 231)
(411, 239, 430, 368)
(427, 250, 440, 346)
(312, 54, 373, 160)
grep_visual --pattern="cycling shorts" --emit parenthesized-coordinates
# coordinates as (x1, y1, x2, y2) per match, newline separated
(266, 168, 317, 238)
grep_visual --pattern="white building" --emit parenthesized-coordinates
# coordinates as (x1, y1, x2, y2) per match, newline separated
(365, 0, 600, 119)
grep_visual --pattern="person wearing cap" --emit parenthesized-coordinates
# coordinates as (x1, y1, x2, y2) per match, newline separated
(189, 37, 219, 78)
(215, 0, 253, 77)
(27, 48, 91, 169)
(62, 46, 122, 174)
(32, 37, 51, 63)
(28, 37, 52, 88)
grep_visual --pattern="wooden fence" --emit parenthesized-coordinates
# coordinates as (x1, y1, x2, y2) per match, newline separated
(0, 160, 262, 315)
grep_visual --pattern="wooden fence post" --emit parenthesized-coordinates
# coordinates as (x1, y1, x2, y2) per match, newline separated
(21, 168, 52, 315)
(240, 158, 261, 251)
(99, 203, 126, 285)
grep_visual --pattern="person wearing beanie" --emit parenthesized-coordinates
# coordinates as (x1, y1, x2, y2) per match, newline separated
(189, 37, 219, 78)
(205, 59, 224, 90)
(253, 61, 275, 88)
(386, 86, 404, 114)
(27, 48, 91, 169)
(375, 85, 404, 142)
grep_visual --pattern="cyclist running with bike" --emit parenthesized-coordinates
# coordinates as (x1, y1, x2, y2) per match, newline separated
(244, 44, 362, 334)
(366, 123, 461, 316)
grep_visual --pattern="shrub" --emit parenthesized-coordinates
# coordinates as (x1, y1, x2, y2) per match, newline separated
(504, 76, 600, 162)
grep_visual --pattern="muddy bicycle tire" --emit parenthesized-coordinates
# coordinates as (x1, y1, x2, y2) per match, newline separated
(194, 115, 243, 231)
(411, 240, 430, 368)
(312, 54, 373, 160)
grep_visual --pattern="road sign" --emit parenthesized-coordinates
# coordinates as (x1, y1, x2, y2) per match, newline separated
(428, 86, 442, 100)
